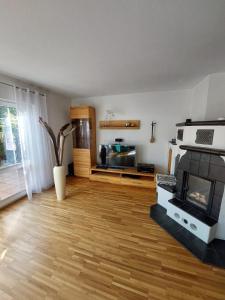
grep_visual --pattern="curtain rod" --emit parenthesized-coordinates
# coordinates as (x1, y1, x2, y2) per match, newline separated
(0, 80, 46, 97)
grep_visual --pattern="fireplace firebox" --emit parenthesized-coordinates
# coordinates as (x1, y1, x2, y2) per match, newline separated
(173, 149, 225, 222)
(183, 173, 214, 212)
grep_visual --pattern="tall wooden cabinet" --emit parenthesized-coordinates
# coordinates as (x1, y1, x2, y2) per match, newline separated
(70, 106, 96, 177)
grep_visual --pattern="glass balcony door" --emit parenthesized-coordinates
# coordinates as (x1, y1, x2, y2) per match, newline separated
(0, 100, 25, 203)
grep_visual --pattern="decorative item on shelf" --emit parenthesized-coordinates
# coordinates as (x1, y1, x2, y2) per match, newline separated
(115, 138, 124, 143)
(186, 118, 192, 123)
(169, 138, 177, 145)
(104, 110, 115, 127)
(105, 109, 115, 120)
(39, 117, 75, 201)
(150, 121, 156, 143)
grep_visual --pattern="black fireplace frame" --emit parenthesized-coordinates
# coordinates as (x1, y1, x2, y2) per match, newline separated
(181, 171, 215, 216)
(175, 147, 225, 222)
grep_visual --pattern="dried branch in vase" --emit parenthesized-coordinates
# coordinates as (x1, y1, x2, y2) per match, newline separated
(39, 117, 75, 166)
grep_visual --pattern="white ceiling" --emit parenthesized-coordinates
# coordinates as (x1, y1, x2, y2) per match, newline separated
(0, 0, 225, 97)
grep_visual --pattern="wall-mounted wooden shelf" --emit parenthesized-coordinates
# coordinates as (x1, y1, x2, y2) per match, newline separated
(99, 120, 140, 129)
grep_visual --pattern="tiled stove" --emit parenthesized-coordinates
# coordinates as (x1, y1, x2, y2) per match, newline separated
(151, 120, 225, 268)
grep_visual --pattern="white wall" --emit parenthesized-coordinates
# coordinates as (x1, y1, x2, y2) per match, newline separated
(47, 92, 72, 169)
(206, 73, 225, 120)
(72, 90, 192, 173)
(190, 76, 209, 121)
(189, 72, 225, 121)
(0, 74, 20, 100)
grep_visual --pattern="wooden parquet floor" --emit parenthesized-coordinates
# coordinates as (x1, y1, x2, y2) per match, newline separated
(0, 177, 225, 300)
(0, 165, 25, 200)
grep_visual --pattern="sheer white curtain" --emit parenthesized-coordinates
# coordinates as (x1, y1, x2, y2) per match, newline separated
(15, 87, 54, 200)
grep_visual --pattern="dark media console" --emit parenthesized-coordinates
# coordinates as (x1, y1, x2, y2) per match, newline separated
(96, 163, 155, 173)
(137, 163, 155, 173)
(96, 164, 108, 169)
(96, 164, 126, 170)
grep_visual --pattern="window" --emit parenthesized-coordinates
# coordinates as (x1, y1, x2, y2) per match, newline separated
(0, 100, 25, 202)
(0, 104, 22, 168)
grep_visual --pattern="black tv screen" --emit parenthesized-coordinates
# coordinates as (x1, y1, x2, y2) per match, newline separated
(99, 144, 136, 167)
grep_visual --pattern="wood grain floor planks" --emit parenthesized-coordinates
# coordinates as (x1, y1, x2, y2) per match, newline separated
(0, 177, 225, 299)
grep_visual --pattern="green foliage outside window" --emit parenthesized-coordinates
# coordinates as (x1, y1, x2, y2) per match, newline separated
(0, 105, 22, 166)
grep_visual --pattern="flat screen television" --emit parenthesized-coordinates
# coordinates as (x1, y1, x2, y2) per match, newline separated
(99, 144, 136, 168)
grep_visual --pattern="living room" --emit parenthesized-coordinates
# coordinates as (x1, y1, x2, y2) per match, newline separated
(0, 1, 225, 299)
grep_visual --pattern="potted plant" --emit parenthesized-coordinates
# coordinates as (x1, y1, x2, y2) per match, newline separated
(39, 117, 75, 200)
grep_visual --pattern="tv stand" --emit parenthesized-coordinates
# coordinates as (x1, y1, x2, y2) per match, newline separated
(90, 166, 156, 189)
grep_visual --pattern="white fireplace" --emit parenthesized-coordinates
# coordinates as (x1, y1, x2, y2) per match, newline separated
(157, 120, 225, 244)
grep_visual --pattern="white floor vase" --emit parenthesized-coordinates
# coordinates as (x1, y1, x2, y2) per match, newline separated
(53, 166, 66, 200)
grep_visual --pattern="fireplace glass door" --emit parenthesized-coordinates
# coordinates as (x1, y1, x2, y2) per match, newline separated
(186, 175, 212, 210)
